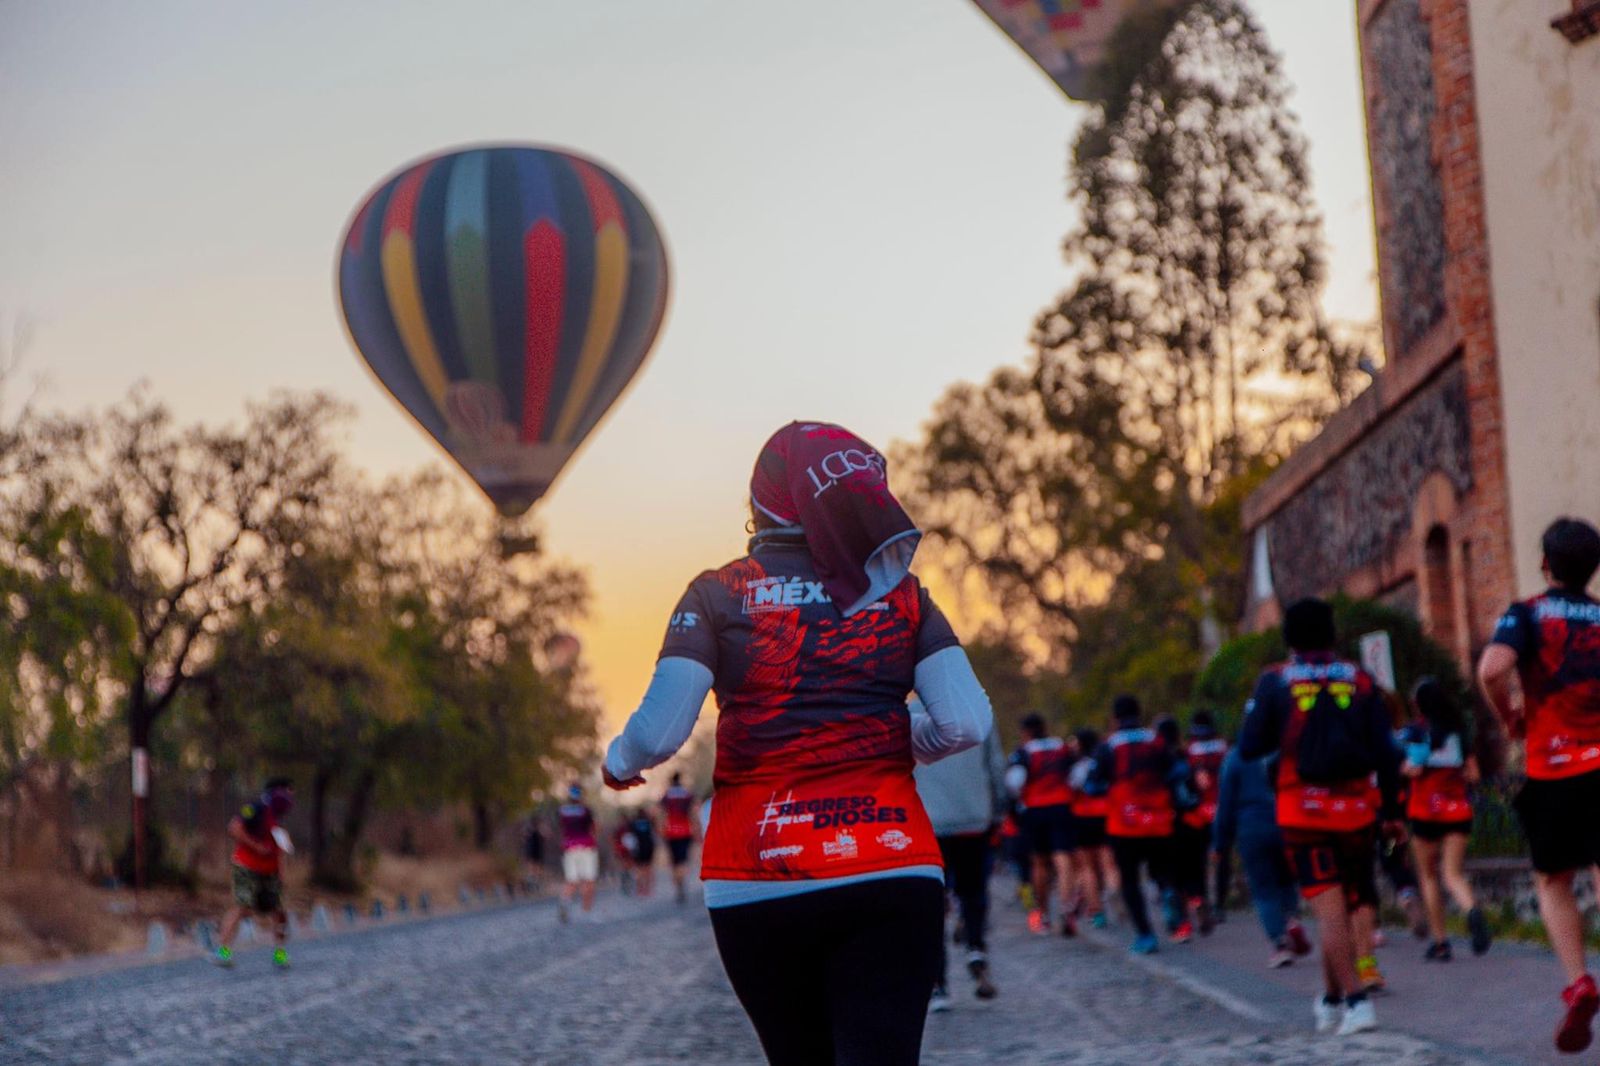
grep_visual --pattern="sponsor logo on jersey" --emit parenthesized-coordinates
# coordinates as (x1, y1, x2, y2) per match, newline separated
(743, 576, 831, 614)
(821, 831, 859, 861)
(758, 845, 805, 862)
(756, 791, 816, 836)
(876, 829, 912, 852)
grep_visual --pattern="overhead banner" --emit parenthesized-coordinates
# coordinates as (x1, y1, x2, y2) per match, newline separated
(970, 0, 1187, 100)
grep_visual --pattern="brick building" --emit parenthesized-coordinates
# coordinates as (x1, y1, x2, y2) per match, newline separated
(1241, 0, 1600, 668)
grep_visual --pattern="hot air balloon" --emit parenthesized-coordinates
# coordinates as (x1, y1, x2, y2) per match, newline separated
(970, 0, 1188, 100)
(338, 145, 669, 517)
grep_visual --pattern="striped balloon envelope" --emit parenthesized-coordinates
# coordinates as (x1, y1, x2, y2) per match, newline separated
(337, 145, 669, 517)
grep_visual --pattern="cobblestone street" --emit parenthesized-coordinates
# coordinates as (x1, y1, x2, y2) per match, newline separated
(1, 882, 1522, 1066)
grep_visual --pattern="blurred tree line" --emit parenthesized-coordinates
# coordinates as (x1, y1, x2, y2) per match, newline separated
(0, 385, 597, 890)
(902, 0, 1367, 733)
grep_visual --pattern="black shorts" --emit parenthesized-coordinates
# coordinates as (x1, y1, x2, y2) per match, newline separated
(1409, 819, 1472, 843)
(1023, 805, 1076, 856)
(633, 840, 655, 865)
(1516, 771, 1600, 874)
(1073, 814, 1108, 849)
(667, 837, 692, 866)
(1282, 827, 1378, 908)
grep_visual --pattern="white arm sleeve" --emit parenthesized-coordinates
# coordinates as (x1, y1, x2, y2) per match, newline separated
(1005, 764, 1028, 798)
(604, 657, 714, 780)
(1424, 732, 1465, 769)
(910, 646, 993, 765)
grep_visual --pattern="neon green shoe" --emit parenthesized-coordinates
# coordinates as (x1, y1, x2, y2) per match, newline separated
(211, 945, 234, 968)
(272, 947, 290, 970)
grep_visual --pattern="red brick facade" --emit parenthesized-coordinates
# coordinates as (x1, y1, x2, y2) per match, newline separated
(1242, 0, 1515, 669)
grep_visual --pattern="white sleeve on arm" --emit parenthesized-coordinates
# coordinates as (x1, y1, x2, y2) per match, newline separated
(604, 657, 714, 780)
(910, 646, 993, 764)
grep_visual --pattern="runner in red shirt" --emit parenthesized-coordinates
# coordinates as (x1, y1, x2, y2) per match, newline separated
(1400, 676, 1489, 962)
(1238, 598, 1403, 1037)
(213, 777, 294, 970)
(1006, 714, 1079, 936)
(660, 773, 699, 904)
(1068, 727, 1118, 929)
(602, 422, 992, 1066)
(1479, 517, 1600, 1054)
(1182, 711, 1229, 933)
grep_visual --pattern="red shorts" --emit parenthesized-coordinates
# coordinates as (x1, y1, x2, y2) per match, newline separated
(1282, 827, 1378, 908)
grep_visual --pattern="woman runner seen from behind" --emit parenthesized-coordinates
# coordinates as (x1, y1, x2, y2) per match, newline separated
(603, 421, 993, 1066)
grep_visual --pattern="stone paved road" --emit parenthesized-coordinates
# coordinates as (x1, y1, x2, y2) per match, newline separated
(0, 888, 1501, 1065)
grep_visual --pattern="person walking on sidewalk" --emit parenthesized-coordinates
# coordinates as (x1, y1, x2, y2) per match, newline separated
(1400, 676, 1491, 962)
(1212, 747, 1311, 969)
(1239, 597, 1403, 1038)
(1006, 713, 1080, 937)
(915, 703, 1007, 1008)
(601, 421, 993, 1066)
(1086, 696, 1183, 955)
(1478, 516, 1600, 1055)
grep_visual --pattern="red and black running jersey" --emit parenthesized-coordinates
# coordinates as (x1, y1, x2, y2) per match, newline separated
(1096, 728, 1176, 838)
(1491, 588, 1600, 780)
(558, 803, 596, 850)
(231, 799, 280, 875)
(658, 531, 958, 881)
(1183, 738, 1229, 826)
(1010, 737, 1075, 810)
(661, 786, 695, 841)
(1239, 656, 1396, 832)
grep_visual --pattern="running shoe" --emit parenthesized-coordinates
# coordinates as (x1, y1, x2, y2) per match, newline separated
(1337, 996, 1377, 1036)
(1171, 920, 1194, 945)
(1285, 920, 1312, 957)
(1027, 909, 1049, 935)
(1467, 906, 1492, 956)
(1556, 974, 1600, 1054)
(1313, 996, 1341, 1034)
(1423, 940, 1453, 963)
(1130, 933, 1159, 955)
(1090, 911, 1108, 930)
(272, 947, 290, 970)
(1160, 891, 1182, 934)
(968, 956, 998, 1000)
(1059, 913, 1077, 938)
(211, 945, 234, 969)
(1356, 954, 1386, 993)
(1267, 943, 1295, 969)
(928, 986, 952, 1014)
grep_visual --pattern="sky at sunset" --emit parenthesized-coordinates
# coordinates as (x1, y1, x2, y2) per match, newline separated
(0, 1, 1376, 730)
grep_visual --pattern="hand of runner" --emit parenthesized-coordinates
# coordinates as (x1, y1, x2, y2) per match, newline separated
(603, 766, 646, 791)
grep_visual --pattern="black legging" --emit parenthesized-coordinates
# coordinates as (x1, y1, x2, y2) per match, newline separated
(937, 834, 991, 983)
(1111, 835, 1173, 938)
(710, 876, 943, 1066)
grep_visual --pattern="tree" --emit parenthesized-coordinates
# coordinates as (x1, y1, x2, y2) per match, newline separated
(7, 390, 344, 885)
(905, 0, 1356, 677)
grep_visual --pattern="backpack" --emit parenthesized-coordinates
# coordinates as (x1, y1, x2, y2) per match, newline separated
(1295, 681, 1375, 785)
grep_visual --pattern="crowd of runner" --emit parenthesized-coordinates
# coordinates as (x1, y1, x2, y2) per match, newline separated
(203, 418, 1600, 1066)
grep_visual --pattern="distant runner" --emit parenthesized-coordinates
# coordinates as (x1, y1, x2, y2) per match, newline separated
(628, 806, 657, 898)
(1007, 713, 1079, 937)
(1400, 676, 1490, 962)
(1478, 517, 1600, 1055)
(661, 773, 698, 904)
(557, 784, 599, 922)
(1239, 597, 1403, 1037)
(1068, 728, 1118, 928)
(1183, 711, 1228, 931)
(1086, 696, 1182, 955)
(212, 777, 294, 970)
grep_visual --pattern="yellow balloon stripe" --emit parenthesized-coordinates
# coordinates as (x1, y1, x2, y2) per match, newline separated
(381, 231, 451, 410)
(551, 222, 628, 444)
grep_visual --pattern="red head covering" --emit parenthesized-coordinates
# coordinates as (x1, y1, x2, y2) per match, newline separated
(750, 422, 921, 617)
